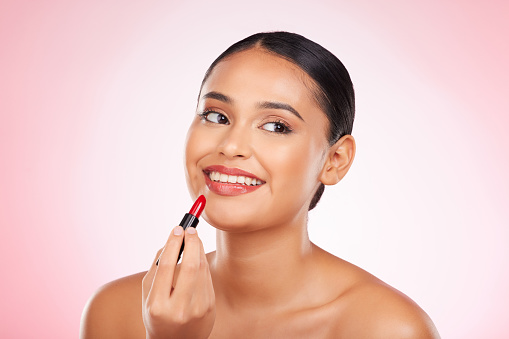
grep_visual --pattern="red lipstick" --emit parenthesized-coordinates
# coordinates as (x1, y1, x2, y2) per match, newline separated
(205, 174, 262, 196)
(203, 165, 265, 196)
(156, 195, 206, 265)
(188, 195, 206, 218)
(177, 195, 206, 262)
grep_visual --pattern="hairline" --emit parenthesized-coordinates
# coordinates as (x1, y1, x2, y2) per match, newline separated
(198, 45, 333, 143)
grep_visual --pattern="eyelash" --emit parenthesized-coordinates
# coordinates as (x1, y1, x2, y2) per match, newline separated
(198, 109, 229, 125)
(261, 120, 293, 134)
(198, 110, 293, 134)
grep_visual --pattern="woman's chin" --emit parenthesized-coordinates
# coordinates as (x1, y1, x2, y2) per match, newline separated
(202, 211, 264, 233)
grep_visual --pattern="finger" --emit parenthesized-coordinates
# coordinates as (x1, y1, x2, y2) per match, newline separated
(142, 248, 163, 302)
(150, 226, 184, 299)
(173, 227, 204, 300)
(192, 239, 215, 307)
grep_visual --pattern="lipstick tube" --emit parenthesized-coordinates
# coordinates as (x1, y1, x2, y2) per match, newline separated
(177, 195, 206, 262)
(156, 195, 206, 266)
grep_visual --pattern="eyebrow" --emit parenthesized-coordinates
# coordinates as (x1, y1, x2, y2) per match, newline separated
(257, 101, 304, 121)
(201, 91, 304, 121)
(201, 91, 233, 104)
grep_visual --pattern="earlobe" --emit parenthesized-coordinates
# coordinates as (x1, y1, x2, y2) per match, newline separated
(320, 135, 356, 185)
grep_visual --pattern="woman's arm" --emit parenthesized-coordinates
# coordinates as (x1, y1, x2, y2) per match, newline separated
(80, 226, 216, 339)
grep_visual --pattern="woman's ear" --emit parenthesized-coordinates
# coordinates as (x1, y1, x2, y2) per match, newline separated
(319, 134, 356, 185)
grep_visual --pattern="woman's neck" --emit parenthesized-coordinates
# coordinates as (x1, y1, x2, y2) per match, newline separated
(210, 216, 316, 313)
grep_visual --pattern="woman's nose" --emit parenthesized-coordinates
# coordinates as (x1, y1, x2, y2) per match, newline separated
(217, 124, 252, 159)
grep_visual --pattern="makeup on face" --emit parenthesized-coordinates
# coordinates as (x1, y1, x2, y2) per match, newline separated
(156, 195, 206, 265)
(184, 49, 330, 228)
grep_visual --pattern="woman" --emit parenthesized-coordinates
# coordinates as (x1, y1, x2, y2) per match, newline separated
(80, 32, 440, 338)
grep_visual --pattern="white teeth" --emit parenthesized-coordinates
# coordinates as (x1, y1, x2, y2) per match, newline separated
(219, 173, 228, 183)
(208, 171, 262, 186)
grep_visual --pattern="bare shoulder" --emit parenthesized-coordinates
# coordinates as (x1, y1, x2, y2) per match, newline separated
(323, 255, 440, 338)
(334, 279, 440, 338)
(80, 272, 147, 339)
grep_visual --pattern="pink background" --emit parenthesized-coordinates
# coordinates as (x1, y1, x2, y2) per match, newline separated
(1, 0, 508, 337)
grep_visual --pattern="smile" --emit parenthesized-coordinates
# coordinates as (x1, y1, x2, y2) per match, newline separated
(203, 165, 265, 196)
(207, 171, 264, 186)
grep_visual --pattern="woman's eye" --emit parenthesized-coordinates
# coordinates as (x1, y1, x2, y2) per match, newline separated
(262, 121, 292, 134)
(202, 111, 229, 124)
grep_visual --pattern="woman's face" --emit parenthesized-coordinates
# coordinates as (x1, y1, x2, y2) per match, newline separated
(185, 48, 331, 231)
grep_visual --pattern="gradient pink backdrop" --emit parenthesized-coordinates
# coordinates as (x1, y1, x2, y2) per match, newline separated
(1, 1, 508, 338)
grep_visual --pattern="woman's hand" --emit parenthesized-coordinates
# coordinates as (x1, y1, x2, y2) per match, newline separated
(142, 226, 216, 339)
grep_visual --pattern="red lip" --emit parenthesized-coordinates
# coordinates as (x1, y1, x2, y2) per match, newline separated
(204, 174, 263, 196)
(203, 165, 265, 196)
(203, 165, 263, 181)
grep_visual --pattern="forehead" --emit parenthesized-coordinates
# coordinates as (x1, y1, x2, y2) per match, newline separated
(201, 48, 322, 115)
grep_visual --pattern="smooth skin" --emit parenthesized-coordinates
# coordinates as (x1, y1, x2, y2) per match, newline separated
(80, 48, 440, 338)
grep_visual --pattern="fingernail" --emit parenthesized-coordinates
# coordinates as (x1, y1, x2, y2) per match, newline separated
(187, 227, 197, 235)
(174, 226, 183, 235)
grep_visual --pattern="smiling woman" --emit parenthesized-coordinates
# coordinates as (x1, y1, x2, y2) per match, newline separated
(80, 32, 440, 338)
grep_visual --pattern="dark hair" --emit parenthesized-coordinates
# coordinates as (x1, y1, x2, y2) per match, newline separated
(200, 32, 355, 210)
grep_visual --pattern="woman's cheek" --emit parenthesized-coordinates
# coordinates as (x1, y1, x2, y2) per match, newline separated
(185, 124, 207, 192)
(186, 123, 210, 158)
(265, 139, 318, 197)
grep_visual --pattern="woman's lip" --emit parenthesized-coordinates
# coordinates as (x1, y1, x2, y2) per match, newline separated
(204, 172, 263, 196)
(203, 165, 263, 182)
